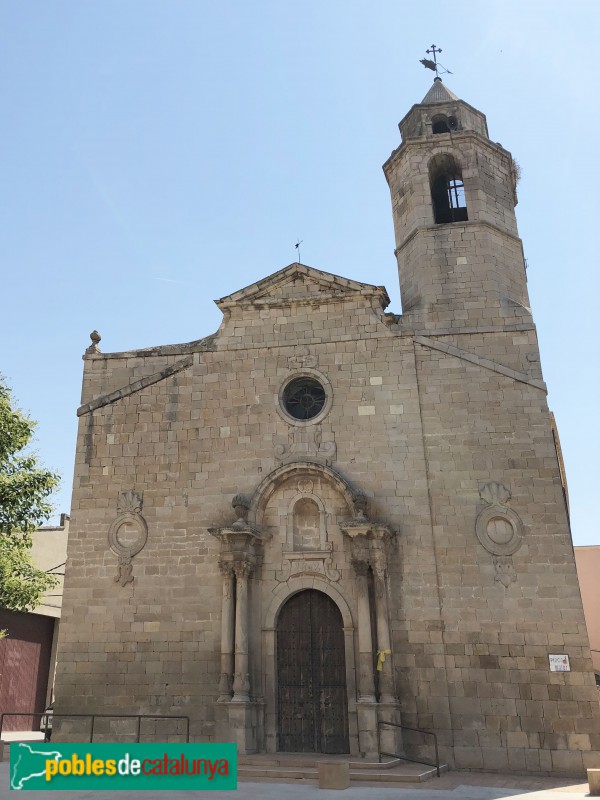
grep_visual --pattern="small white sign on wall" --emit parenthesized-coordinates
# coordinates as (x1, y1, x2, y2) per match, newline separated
(548, 654, 570, 672)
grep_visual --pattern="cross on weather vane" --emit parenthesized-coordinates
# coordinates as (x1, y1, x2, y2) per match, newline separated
(295, 239, 303, 264)
(420, 44, 453, 78)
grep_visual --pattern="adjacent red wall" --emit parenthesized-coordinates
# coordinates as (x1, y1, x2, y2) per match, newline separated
(0, 610, 54, 732)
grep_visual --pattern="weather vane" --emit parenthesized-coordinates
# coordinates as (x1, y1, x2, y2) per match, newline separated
(295, 239, 303, 264)
(420, 44, 453, 78)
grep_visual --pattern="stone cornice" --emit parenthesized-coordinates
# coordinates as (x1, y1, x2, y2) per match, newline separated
(83, 334, 217, 361)
(77, 355, 194, 417)
(383, 128, 511, 177)
(414, 335, 547, 392)
(220, 289, 386, 311)
(394, 219, 522, 256)
(209, 525, 268, 572)
(340, 521, 395, 540)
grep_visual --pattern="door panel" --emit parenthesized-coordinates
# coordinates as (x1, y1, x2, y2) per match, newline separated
(277, 590, 349, 753)
(0, 610, 54, 732)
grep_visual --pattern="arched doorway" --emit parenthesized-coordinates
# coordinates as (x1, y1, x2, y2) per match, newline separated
(277, 590, 349, 753)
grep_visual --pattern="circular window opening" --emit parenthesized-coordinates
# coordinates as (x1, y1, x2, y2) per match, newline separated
(282, 377, 326, 421)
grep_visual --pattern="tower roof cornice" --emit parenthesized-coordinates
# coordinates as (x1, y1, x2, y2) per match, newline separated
(382, 128, 509, 177)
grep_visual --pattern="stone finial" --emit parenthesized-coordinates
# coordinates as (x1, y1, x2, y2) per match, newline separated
(231, 493, 251, 530)
(351, 489, 368, 522)
(86, 330, 102, 355)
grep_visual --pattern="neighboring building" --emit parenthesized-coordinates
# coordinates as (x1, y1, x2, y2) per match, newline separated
(53, 78, 600, 774)
(0, 515, 68, 732)
(574, 546, 600, 682)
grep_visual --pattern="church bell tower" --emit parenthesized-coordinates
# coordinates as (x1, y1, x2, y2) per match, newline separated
(383, 76, 530, 325)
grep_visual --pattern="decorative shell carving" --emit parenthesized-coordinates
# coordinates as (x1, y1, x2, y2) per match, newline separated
(479, 481, 511, 506)
(116, 490, 143, 515)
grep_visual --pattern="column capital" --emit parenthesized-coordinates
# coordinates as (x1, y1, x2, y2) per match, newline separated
(370, 524, 395, 568)
(342, 520, 395, 570)
(209, 526, 267, 568)
(233, 559, 254, 580)
(340, 521, 373, 539)
(218, 559, 234, 578)
(372, 523, 395, 543)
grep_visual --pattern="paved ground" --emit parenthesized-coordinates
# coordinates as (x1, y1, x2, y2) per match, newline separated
(0, 761, 592, 800)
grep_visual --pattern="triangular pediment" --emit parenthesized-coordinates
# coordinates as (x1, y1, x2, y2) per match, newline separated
(216, 263, 389, 310)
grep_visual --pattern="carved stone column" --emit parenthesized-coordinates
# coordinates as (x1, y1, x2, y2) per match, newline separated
(371, 527, 395, 704)
(217, 561, 235, 702)
(352, 557, 376, 703)
(232, 560, 252, 702)
(342, 500, 397, 758)
(209, 493, 269, 754)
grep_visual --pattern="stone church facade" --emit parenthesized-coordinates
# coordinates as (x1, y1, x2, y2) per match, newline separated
(54, 79, 600, 774)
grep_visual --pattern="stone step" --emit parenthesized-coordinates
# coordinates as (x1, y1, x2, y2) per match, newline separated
(239, 754, 400, 768)
(239, 762, 446, 783)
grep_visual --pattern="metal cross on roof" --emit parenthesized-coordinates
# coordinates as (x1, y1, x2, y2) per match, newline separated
(420, 44, 442, 77)
(420, 44, 452, 78)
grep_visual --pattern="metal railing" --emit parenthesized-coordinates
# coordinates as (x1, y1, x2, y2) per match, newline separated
(378, 719, 441, 777)
(0, 712, 190, 744)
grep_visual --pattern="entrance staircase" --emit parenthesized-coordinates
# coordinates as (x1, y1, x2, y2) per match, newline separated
(239, 753, 447, 784)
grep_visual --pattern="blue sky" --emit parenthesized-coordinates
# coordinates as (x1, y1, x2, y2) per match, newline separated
(1, 1, 598, 545)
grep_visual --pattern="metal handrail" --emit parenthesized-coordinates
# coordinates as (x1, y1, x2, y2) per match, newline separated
(0, 712, 190, 744)
(378, 719, 441, 777)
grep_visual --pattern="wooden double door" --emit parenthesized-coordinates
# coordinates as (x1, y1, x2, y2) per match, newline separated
(277, 590, 349, 753)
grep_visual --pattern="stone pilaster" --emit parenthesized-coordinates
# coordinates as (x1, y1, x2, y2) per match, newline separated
(217, 561, 235, 702)
(351, 557, 376, 703)
(341, 508, 396, 709)
(209, 493, 268, 754)
(371, 526, 395, 704)
(232, 559, 252, 702)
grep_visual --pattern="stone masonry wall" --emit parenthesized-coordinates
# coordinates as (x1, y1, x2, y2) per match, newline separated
(413, 333, 600, 774)
(54, 266, 599, 772)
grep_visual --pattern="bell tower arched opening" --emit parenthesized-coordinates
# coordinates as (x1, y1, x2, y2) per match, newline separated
(429, 153, 468, 224)
(431, 113, 450, 134)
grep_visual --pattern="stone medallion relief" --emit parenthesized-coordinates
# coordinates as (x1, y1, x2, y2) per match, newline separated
(108, 490, 148, 586)
(475, 481, 524, 587)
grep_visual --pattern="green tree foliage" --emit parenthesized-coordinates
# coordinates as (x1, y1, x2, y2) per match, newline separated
(0, 379, 60, 621)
